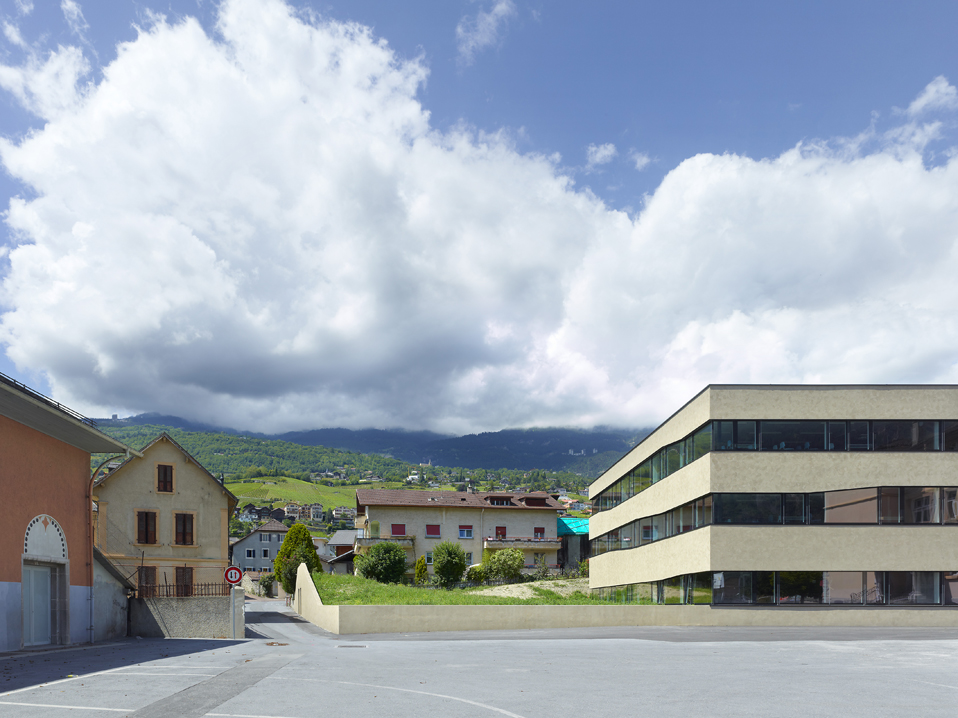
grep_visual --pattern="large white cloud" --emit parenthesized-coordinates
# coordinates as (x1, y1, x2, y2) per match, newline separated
(1, 0, 958, 433)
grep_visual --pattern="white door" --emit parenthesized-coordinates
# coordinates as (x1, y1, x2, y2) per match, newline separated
(22, 564, 51, 647)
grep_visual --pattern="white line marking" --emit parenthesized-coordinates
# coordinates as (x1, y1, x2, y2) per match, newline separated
(0, 700, 131, 712)
(917, 679, 958, 690)
(0, 665, 132, 697)
(271, 677, 527, 718)
(208, 713, 300, 718)
(108, 672, 218, 677)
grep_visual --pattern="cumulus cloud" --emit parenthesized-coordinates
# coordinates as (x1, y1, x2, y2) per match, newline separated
(906, 75, 958, 116)
(586, 142, 617, 171)
(456, 0, 516, 66)
(2, 0, 958, 433)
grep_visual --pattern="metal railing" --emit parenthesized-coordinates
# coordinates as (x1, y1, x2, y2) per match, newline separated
(0, 370, 99, 427)
(484, 536, 561, 543)
(137, 583, 233, 598)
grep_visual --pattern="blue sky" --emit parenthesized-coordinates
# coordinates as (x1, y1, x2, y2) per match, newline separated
(1, 0, 957, 431)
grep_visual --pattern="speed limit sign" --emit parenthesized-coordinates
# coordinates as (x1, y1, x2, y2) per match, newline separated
(225, 566, 243, 585)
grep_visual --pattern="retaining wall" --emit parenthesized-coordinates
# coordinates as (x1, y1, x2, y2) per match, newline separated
(131, 587, 245, 638)
(292, 564, 958, 634)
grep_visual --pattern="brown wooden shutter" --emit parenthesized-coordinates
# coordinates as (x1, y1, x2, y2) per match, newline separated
(147, 512, 156, 544)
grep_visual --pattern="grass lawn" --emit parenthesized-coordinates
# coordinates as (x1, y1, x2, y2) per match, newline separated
(312, 573, 604, 606)
(225, 477, 403, 506)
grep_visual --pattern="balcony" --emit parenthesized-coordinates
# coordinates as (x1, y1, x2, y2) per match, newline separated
(483, 536, 562, 550)
(355, 534, 415, 550)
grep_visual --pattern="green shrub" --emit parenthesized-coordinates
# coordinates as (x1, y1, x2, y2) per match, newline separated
(432, 542, 467, 588)
(578, 558, 589, 578)
(414, 554, 428, 585)
(258, 572, 275, 597)
(487, 548, 524, 581)
(273, 524, 321, 594)
(465, 564, 486, 583)
(355, 542, 408, 583)
(532, 555, 551, 581)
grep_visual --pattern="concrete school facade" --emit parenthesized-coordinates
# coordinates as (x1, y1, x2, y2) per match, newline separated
(589, 385, 958, 616)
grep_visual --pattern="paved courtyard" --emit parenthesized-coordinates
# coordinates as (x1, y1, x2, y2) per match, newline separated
(1, 599, 958, 717)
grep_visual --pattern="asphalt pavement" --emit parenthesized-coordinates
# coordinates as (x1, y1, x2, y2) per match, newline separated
(0, 598, 957, 717)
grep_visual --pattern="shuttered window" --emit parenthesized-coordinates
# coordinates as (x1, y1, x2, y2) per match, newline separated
(175, 566, 193, 597)
(175, 513, 194, 545)
(425, 524, 441, 538)
(157, 464, 173, 492)
(391, 524, 406, 537)
(137, 511, 157, 544)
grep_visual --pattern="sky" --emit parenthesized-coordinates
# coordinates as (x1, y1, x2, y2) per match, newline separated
(1, 0, 958, 434)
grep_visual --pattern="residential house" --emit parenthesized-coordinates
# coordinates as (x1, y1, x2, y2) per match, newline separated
(0, 373, 132, 650)
(321, 529, 357, 574)
(308, 504, 324, 522)
(354, 490, 562, 577)
(231, 519, 289, 574)
(93, 433, 237, 596)
(283, 503, 302, 520)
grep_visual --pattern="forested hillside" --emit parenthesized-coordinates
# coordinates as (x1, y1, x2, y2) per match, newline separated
(97, 414, 647, 477)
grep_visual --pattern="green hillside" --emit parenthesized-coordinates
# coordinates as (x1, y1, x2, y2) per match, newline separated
(226, 476, 405, 507)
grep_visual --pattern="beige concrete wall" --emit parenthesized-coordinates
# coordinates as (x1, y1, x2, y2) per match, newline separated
(293, 562, 339, 633)
(591, 529, 712, 587)
(711, 526, 958, 571)
(709, 385, 958, 421)
(95, 437, 234, 584)
(365, 505, 559, 571)
(710, 451, 958, 493)
(591, 524, 958, 586)
(591, 388, 711, 497)
(295, 600, 958, 634)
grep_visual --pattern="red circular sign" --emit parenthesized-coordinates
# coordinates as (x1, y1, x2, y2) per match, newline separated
(225, 566, 243, 585)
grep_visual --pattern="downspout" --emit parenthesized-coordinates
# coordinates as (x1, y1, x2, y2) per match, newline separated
(87, 451, 130, 645)
(479, 508, 484, 562)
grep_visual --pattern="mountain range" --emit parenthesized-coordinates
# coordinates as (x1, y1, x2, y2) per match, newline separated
(95, 414, 649, 474)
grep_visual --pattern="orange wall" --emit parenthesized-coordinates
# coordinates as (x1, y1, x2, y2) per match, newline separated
(0, 414, 92, 586)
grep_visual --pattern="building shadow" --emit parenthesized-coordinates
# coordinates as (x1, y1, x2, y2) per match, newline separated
(0, 637, 247, 694)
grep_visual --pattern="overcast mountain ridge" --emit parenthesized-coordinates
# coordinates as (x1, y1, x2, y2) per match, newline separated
(95, 414, 647, 473)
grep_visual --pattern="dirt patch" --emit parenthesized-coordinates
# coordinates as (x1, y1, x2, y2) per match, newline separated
(472, 577, 589, 599)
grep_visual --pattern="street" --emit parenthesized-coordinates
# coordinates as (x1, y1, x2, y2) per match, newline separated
(1, 599, 958, 717)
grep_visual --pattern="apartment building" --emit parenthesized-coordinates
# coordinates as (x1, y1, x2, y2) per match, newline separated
(589, 385, 958, 610)
(354, 489, 562, 575)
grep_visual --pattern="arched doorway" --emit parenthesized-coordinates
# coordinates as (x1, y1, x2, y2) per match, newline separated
(22, 514, 69, 647)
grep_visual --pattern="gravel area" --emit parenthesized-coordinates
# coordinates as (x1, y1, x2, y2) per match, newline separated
(472, 577, 590, 599)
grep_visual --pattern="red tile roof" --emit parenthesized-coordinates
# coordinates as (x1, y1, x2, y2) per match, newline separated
(355, 489, 561, 511)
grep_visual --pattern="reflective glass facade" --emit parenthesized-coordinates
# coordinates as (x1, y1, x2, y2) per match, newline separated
(594, 419, 958, 514)
(593, 571, 955, 606)
(591, 487, 958, 556)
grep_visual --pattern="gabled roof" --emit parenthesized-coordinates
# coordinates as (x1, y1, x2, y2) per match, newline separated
(237, 518, 289, 542)
(0, 373, 131, 454)
(95, 432, 237, 511)
(355, 489, 562, 511)
(328, 529, 357, 545)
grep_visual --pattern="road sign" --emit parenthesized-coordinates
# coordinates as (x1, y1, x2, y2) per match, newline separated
(225, 566, 243, 585)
